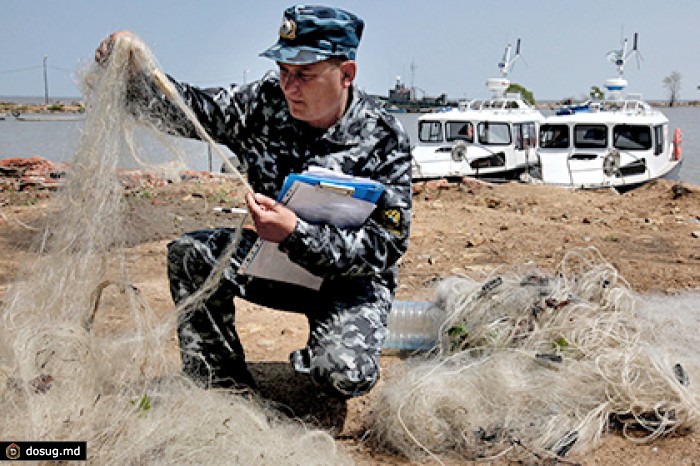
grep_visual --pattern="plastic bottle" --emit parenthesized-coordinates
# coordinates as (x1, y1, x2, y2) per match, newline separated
(383, 300, 441, 351)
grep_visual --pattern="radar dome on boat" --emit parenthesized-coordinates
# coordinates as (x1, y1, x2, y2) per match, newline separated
(486, 77, 510, 97)
(604, 77, 628, 91)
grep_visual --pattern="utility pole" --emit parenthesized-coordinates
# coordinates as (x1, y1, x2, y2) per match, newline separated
(243, 68, 250, 84)
(43, 55, 49, 105)
(410, 60, 416, 100)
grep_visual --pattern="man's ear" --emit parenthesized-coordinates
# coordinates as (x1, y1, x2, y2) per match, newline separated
(339, 61, 357, 88)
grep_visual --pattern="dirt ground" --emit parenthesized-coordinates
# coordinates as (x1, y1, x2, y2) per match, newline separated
(1, 176, 699, 465)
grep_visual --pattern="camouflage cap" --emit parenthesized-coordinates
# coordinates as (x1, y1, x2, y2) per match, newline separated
(260, 5, 364, 65)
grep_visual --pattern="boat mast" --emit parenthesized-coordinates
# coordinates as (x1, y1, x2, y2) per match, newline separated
(604, 33, 639, 101)
(487, 39, 521, 98)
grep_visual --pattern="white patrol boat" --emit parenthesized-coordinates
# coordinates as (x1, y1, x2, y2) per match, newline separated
(534, 34, 683, 191)
(411, 40, 544, 182)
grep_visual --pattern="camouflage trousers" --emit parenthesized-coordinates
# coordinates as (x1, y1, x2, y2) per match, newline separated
(167, 227, 393, 398)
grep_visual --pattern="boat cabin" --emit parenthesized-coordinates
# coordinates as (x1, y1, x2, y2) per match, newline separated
(412, 108, 540, 180)
(536, 107, 677, 188)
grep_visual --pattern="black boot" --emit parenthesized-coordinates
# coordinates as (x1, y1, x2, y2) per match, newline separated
(183, 356, 257, 391)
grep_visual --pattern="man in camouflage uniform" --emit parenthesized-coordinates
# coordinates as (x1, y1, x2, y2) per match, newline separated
(97, 5, 412, 399)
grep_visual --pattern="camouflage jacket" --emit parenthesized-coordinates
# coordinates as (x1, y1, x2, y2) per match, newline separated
(157, 73, 412, 288)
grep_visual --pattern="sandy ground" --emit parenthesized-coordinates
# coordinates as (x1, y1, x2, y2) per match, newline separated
(1, 176, 699, 465)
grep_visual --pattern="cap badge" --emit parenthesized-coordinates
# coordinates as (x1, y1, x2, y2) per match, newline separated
(279, 18, 297, 40)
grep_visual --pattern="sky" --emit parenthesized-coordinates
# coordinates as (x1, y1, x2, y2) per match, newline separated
(1, 0, 699, 102)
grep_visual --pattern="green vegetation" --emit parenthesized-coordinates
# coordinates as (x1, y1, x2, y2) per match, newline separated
(46, 102, 65, 112)
(589, 86, 605, 100)
(130, 393, 152, 417)
(507, 83, 535, 105)
(447, 324, 468, 351)
(137, 189, 154, 199)
(209, 189, 238, 205)
(554, 336, 570, 349)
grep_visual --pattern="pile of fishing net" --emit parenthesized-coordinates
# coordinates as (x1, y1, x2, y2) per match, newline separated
(0, 36, 350, 464)
(370, 248, 700, 463)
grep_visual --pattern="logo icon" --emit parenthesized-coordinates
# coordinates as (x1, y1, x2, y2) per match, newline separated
(279, 18, 297, 40)
(6, 443, 20, 460)
(382, 209, 404, 237)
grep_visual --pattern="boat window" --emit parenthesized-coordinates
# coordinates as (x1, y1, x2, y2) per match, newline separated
(540, 124, 570, 149)
(653, 125, 665, 155)
(574, 125, 607, 149)
(514, 122, 537, 150)
(445, 121, 474, 142)
(613, 125, 652, 150)
(514, 123, 524, 150)
(477, 122, 511, 145)
(527, 122, 537, 147)
(418, 121, 443, 143)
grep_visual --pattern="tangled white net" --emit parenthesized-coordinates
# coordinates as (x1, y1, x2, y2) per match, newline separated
(0, 35, 351, 465)
(371, 248, 700, 464)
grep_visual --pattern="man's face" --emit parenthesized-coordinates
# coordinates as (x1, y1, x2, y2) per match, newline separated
(278, 59, 355, 129)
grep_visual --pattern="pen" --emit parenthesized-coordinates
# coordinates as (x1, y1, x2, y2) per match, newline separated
(213, 207, 249, 215)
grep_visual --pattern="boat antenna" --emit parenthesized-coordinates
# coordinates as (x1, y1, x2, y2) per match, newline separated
(632, 33, 643, 69)
(604, 33, 640, 100)
(607, 33, 641, 79)
(488, 39, 521, 98)
(498, 38, 521, 78)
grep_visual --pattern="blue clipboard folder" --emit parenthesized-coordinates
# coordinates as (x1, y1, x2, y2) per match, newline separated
(239, 168, 385, 289)
(278, 170, 385, 204)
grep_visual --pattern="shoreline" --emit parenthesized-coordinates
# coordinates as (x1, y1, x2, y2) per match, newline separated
(2, 99, 699, 117)
(0, 101, 84, 116)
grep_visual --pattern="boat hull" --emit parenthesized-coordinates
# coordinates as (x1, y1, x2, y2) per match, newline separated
(534, 99, 681, 191)
(534, 153, 682, 191)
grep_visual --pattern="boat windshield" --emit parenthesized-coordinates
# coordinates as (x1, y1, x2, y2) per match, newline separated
(418, 121, 443, 142)
(477, 122, 511, 145)
(445, 121, 474, 142)
(613, 125, 652, 150)
(540, 124, 570, 149)
(574, 125, 607, 149)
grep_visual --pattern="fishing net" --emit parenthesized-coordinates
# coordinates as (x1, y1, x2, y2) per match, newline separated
(0, 35, 351, 465)
(370, 248, 700, 464)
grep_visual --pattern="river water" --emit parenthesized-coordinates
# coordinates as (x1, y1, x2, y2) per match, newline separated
(1, 106, 699, 186)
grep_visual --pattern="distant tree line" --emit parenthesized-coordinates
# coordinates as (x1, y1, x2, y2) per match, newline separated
(460, 73, 693, 107)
